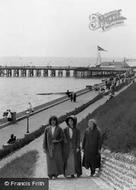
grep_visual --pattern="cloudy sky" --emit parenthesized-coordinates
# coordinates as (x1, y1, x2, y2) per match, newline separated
(0, 0, 136, 58)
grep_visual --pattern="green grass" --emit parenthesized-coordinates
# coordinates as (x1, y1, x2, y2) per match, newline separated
(0, 150, 39, 177)
(77, 83, 136, 153)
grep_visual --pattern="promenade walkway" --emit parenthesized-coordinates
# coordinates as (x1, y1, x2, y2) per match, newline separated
(0, 89, 97, 148)
(0, 83, 131, 190)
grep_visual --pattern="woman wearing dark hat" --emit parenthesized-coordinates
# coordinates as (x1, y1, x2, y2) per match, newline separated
(43, 116, 64, 179)
(63, 115, 82, 178)
(82, 119, 102, 176)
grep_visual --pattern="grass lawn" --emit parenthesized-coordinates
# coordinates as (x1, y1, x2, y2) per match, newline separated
(0, 150, 39, 177)
(77, 83, 136, 153)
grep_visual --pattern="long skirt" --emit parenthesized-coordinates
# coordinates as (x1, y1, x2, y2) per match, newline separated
(82, 151, 101, 170)
(75, 150, 82, 176)
(65, 143, 75, 176)
(46, 143, 64, 177)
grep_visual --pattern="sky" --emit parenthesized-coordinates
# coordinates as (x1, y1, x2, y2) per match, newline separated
(0, 0, 136, 58)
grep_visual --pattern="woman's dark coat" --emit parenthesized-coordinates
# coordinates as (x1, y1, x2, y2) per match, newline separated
(63, 127, 82, 176)
(82, 127, 102, 169)
(43, 125, 64, 176)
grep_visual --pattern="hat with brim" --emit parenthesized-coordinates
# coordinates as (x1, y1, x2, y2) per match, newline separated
(65, 115, 77, 126)
(88, 119, 97, 128)
(88, 118, 97, 124)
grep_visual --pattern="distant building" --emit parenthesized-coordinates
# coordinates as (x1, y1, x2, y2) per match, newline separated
(100, 60, 130, 69)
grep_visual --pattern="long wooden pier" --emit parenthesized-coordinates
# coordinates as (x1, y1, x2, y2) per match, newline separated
(0, 65, 131, 78)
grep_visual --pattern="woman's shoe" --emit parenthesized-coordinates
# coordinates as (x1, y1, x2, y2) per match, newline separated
(90, 171, 95, 176)
(77, 174, 81, 178)
(48, 175, 53, 180)
(54, 175, 58, 179)
(71, 175, 75, 178)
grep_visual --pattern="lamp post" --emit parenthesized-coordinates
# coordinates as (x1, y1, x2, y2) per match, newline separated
(26, 110, 30, 134)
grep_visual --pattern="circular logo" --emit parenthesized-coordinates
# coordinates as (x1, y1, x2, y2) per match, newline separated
(4, 181, 9, 186)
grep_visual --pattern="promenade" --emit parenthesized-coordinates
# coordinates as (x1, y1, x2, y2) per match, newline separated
(0, 83, 131, 190)
(0, 89, 97, 148)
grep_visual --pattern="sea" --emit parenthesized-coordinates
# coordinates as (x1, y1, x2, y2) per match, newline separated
(0, 56, 127, 118)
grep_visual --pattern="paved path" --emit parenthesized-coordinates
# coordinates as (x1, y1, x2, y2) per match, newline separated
(49, 169, 112, 190)
(0, 90, 97, 148)
(0, 89, 112, 190)
(0, 84, 131, 190)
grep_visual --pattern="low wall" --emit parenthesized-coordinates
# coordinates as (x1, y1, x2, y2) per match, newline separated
(100, 151, 136, 190)
(0, 87, 91, 129)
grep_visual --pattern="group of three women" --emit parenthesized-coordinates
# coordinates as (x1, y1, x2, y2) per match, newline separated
(43, 115, 102, 179)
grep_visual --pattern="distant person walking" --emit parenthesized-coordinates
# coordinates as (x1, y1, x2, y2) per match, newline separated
(66, 90, 71, 98)
(63, 116, 82, 178)
(7, 110, 12, 121)
(70, 92, 73, 102)
(7, 134, 16, 144)
(28, 102, 34, 112)
(43, 116, 64, 179)
(82, 119, 102, 176)
(73, 93, 77, 102)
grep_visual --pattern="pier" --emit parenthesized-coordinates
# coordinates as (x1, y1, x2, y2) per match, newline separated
(0, 65, 131, 78)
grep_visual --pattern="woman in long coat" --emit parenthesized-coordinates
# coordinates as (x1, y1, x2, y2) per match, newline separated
(63, 115, 82, 178)
(43, 116, 64, 179)
(82, 119, 102, 176)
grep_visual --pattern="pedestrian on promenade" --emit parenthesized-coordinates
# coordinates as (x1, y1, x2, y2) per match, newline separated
(66, 90, 71, 97)
(63, 116, 82, 178)
(3, 109, 8, 118)
(43, 116, 64, 179)
(82, 119, 102, 176)
(110, 83, 115, 95)
(7, 134, 16, 144)
(7, 109, 12, 121)
(73, 93, 77, 102)
(70, 92, 73, 102)
(28, 102, 34, 112)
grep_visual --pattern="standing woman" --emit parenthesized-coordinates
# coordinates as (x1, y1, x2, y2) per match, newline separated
(63, 116, 82, 178)
(82, 119, 102, 176)
(43, 116, 64, 179)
